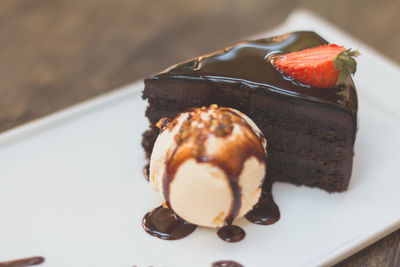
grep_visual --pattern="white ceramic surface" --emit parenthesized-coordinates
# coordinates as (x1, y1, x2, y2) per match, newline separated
(1, 9, 399, 267)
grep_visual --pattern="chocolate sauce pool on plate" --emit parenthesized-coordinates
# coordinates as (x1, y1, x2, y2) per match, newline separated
(217, 225, 245, 242)
(211, 260, 244, 267)
(142, 206, 197, 240)
(0, 256, 44, 267)
(142, 175, 280, 242)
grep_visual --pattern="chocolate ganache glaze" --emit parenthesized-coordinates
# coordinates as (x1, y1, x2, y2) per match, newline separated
(145, 31, 357, 124)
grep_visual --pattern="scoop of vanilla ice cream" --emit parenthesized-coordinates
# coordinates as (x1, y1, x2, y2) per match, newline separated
(149, 105, 267, 228)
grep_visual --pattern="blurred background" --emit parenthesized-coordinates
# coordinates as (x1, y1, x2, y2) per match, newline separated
(0, 0, 399, 265)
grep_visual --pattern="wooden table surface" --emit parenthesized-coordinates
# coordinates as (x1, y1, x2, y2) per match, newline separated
(1, 0, 399, 266)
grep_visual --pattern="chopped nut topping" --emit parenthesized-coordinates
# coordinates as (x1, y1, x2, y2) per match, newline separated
(169, 105, 262, 159)
(156, 117, 170, 130)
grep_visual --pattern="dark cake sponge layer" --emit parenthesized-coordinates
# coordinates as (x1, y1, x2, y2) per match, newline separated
(142, 99, 353, 192)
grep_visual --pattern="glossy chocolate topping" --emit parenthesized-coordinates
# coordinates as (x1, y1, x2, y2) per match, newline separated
(0, 257, 44, 267)
(146, 31, 357, 120)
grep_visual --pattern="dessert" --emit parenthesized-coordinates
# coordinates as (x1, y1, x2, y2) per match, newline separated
(149, 105, 267, 228)
(141, 31, 359, 242)
(142, 31, 358, 193)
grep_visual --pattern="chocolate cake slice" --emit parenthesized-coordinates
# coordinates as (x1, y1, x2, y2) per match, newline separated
(142, 31, 358, 193)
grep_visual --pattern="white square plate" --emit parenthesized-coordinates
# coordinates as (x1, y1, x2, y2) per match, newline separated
(1, 9, 399, 267)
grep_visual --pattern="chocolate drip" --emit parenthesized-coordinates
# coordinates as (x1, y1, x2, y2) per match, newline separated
(0, 257, 44, 267)
(217, 225, 246, 242)
(143, 163, 150, 181)
(211, 260, 244, 267)
(225, 177, 241, 225)
(245, 192, 280, 225)
(245, 180, 280, 225)
(142, 206, 197, 240)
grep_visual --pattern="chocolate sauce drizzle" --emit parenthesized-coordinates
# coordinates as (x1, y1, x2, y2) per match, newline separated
(142, 107, 280, 242)
(142, 206, 197, 240)
(211, 260, 244, 267)
(217, 225, 245, 243)
(0, 257, 44, 267)
(161, 107, 267, 226)
(245, 181, 280, 225)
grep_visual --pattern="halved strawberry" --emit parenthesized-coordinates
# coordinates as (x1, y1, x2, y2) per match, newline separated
(271, 44, 360, 88)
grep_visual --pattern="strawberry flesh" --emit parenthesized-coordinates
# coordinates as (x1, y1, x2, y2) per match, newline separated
(271, 44, 358, 88)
